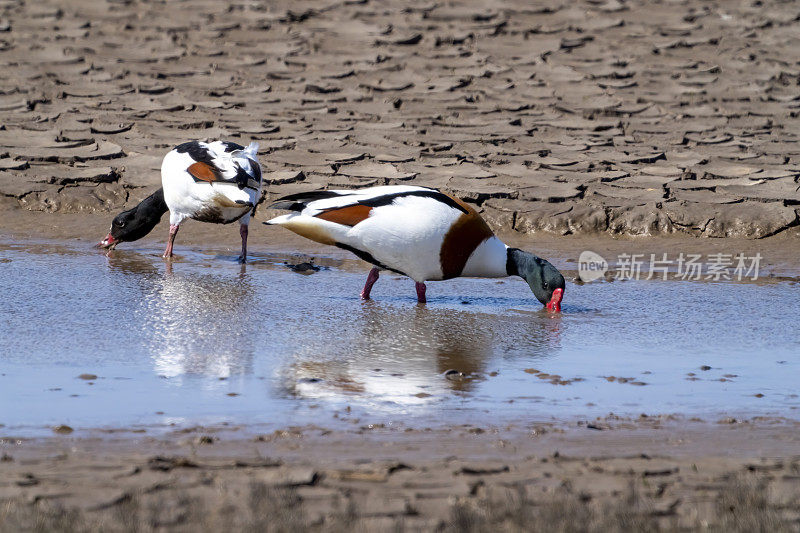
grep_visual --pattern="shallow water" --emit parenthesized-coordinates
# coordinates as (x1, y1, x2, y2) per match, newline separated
(1, 239, 798, 435)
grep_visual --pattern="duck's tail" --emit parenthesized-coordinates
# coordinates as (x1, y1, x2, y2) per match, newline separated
(263, 213, 293, 225)
(231, 142, 259, 161)
(263, 212, 338, 245)
(242, 142, 259, 157)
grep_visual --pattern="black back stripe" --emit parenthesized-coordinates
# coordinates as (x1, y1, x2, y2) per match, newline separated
(335, 243, 406, 276)
(175, 141, 215, 165)
(356, 190, 468, 214)
(176, 142, 227, 183)
(269, 190, 344, 211)
(248, 158, 262, 183)
(275, 190, 344, 203)
(270, 188, 467, 215)
(230, 160, 261, 189)
(176, 141, 259, 188)
(221, 141, 245, 153)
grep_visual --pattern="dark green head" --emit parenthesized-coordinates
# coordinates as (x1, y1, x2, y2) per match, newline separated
(507, 248, 565, 311)
(98, 188, 168, 249)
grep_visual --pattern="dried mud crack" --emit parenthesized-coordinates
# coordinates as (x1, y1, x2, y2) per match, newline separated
(1, 0, 800, 238)
(2, 424, 800, 532)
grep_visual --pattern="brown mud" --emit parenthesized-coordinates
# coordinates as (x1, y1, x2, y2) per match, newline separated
(1, 0, 800, 239)
(2, 419, 800, 531)
(3, 1, 800, 529)
(5, 208, 800, 280)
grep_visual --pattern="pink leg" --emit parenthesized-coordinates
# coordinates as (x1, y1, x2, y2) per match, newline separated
(360, 267, 380, 300)
(415, 281, 427, 303)
(163, 224, 179, 258)
(238, 224, 248, 263)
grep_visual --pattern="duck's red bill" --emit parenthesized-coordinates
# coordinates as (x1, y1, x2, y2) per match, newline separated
(97, 233, 117, 249)
(546, 288, 563, 312)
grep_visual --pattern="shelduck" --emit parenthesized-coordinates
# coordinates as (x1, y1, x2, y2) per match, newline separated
(265, 185, 565, 310)
(99, 140, 262, 262)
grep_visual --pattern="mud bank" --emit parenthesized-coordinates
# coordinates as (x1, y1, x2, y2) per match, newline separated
(2, 420, 800, 531)
(1, 0, 800, 238)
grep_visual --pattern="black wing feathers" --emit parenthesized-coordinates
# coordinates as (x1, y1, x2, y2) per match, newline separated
(357, 190, 467, 214)
(177, 141, 258, 188)
(175, 141, 216, 165)
(269, 190, 345, 211)
(267, 188, 467, 214)
(231, 159, 262, 189)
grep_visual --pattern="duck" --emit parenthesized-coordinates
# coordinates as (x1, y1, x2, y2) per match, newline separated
(99, 140, 262, 262)
(264, 185, 565, 310)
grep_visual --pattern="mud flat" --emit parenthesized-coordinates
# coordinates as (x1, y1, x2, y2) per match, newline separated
(1, 0, 800, 239)
(2, 420, 800, 531)
(2, 0, 800, 529)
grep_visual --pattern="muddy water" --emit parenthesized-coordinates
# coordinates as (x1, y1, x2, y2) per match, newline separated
(1, 240, 798, 435)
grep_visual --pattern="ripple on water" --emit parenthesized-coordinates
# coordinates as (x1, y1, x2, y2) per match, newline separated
(0, 239, 798, 434)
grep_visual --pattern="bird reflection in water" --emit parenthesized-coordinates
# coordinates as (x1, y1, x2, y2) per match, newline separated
(286, 302, 562, 405)
(104, 251, 256, 381)
(103, 249, 162, 278)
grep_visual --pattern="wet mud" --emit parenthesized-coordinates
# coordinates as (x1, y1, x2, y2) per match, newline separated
(2, 420, 800, 531)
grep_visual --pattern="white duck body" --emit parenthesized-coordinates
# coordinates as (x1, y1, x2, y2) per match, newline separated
(161, 140, 262, 226)
(266, 185, 509, 282)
